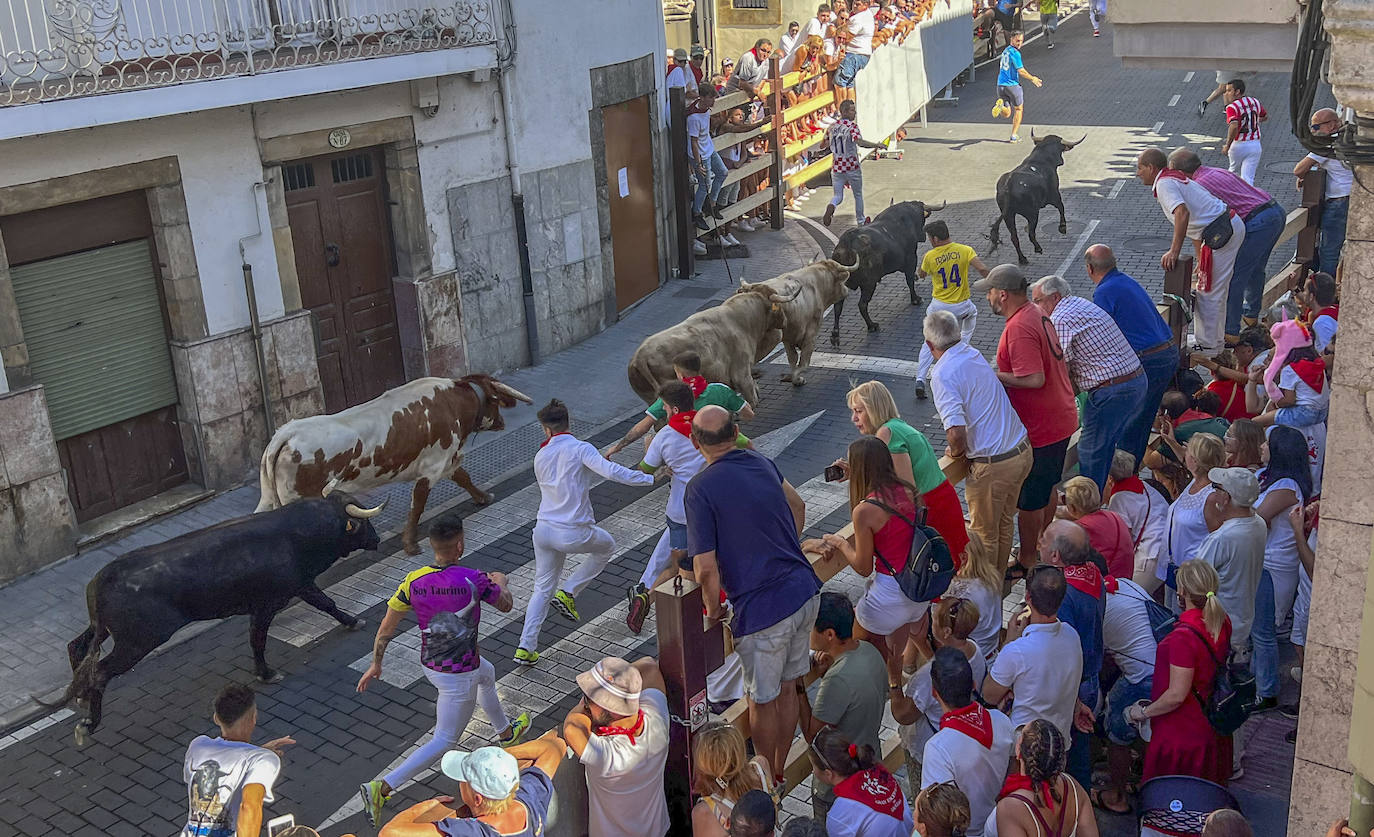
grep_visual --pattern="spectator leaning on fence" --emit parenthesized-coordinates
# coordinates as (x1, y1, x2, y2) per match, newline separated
(689, 87, 728, 232)
(1296, 109, 1351, 274)
(835, 0, 877, 101)
(727, 38, 773, 101)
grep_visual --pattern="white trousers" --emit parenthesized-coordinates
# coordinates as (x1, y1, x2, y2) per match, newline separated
(639, 528, 675, 588)
(916, 298, 978, 382)
(383, 659, 508, 789)
(1227, 139, 1262, 185)
(1193, 214, 1246, 352)
(519, 521, 617, 650)
(1088, 0, 1105, 28)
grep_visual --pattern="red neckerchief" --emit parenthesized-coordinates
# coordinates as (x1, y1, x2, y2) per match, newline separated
(1151, 166, 1189, 197)
(1103, 575, 1120, 594)
(1173, 408, 1212, 427)
(680, 375, 709, 398)
(1108, 475, 1145, 500)
(668, 410, 697, 438)
(833, 765, 905, 819)
(999, 773, 1055, 808)
(1063, 563, 1103, 600)
(539, 432, 571, 449)
(1315, 304, 1339, 322)
(752, 47, 768, 63)
(938, 702, 994, 749)
(1291, 357, 1327, 394)
(594, 711, 645, 745)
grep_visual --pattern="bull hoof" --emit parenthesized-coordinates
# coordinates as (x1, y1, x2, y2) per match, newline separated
(345, 618, 366, 632)
(402, 540, 421, 556)
(74, 721, 92, 747)
(867, 323, 880, 333)
(257, 669, 284, 685)
(791, 375, 807, 387)
(829, 333, 841, 349)
(1059, 225, 1068, 235)
(751, 368, 763, 379)
(471, 491, 493, 507)
(1018, 256, 1030, 266)
(780, 372, 794, 382)
(1033, 244, 1044, 254)
(910, 295, 921, 307)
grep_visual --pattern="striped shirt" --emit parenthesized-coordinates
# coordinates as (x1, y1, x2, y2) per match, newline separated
(1225, 96, 1266, 142)
(1045, 295, 1142, 391)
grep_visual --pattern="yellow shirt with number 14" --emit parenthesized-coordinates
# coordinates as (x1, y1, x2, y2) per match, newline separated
(920, 242, 977, 304)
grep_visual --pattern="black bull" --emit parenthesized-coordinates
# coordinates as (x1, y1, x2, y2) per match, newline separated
(42, 495, 384, 744)
(828, 200, 945, 343)
(988, 132, 1084, 265)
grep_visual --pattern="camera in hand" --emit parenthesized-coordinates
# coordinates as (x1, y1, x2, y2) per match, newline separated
(824, 464, 845, 482)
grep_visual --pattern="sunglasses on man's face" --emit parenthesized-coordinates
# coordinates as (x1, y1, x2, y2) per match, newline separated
(1311, 119, 1337, 131)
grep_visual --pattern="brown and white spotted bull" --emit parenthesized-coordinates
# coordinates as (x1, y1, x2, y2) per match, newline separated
(738, 258, 856, 386)
(626, 284, 792, 407)
(256, 374, 532, 554)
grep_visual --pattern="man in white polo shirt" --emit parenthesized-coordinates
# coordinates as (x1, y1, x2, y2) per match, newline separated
(982, 565, 1083, 741)
(1295, 108, 1352, 274)
(921, 647, 1014, 837)
(925, 308, 1031, 570)
(1136, 147, 1246, 352)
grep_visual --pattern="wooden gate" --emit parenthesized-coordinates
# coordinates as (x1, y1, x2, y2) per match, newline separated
(284, 147, 406, 413)
(602, 95, 661, 310)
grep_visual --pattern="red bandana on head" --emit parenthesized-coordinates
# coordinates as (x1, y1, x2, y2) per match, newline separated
(1062, 563, 1103, 600)
(834, 765, 906, 819)
(539, 431, 571, 449)
(668, 409, 697, 439)
(1291, 357, 1327, 394)
(594, 711, 645, 745)
(680, 376, 709, 398)
(939, 702, 994, 749)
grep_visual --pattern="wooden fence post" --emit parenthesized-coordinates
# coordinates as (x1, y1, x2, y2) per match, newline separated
(655, 576, 722, 835)
(670, 86, 694, 280)
(768, 56, 786, 230)
(1162, 254, 1194, 364)
(1295, 168, 1327, 281)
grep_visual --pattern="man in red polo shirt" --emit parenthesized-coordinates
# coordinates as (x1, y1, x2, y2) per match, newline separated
(973, 264, 1078, 576)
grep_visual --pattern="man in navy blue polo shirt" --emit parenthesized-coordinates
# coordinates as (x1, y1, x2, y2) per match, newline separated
(685, 405, 821, 787)
(1085, 244, 1177, 471)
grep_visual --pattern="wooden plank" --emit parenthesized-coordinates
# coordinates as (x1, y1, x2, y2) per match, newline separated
(783, 90, 836, 124)
(783, 130, 828, 161)
(785, 154, 835, 188)
(694, 186, 776, 237)
(711, 91, 752, 114)
(721, 154, 774, 189)
(714, 123, 772, 154)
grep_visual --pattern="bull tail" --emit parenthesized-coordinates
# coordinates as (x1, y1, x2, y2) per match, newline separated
(987, 214, 1003, 252)
(255, 430, 292, 512)
(35, 625, 105, 710)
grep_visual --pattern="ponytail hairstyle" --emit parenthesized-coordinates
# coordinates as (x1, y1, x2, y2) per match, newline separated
(917, 782, 972, 837)
(808, 727, 876, 779)
(956, 531, 1000, 594)
(1016, 720, 1068, 804)
(1176, 559, 1228, 642)
(933, 597, 981, 643)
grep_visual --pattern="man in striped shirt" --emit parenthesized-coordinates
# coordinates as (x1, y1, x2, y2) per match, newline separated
(1222, 78, 1267, 185)
(1030, 275, 1146, 491)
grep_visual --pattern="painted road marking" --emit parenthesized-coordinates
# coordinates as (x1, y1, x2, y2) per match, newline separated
(1168, 94, 1181, 107)
(1184, 71, 1195, 83)
(1054, 219, 1101, 279)
(1107, 180, 1127, 200)
(1152, 120, 1165, 134)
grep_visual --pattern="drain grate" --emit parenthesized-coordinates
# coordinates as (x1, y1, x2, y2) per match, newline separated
(1124, 236, 1176, 254)
(1264, 160, 1302, 175)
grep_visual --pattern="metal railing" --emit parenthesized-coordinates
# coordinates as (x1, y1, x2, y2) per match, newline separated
(0, 0, 495, 105)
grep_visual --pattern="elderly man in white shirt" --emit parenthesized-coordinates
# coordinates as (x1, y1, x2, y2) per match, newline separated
(925, 308, 1031, 572)
(983, 565, 1084, 741)
(922, 647, 1013, 837)
(1295, 108, 1352, 274)
(1137, 147, 1247, 352)
(1030, 274, 1146, 492)
(1105, 450, 1169, 591)
(517, 400, 656, 665)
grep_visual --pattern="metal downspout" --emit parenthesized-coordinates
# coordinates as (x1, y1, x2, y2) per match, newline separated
(495, 0, 540, 366)
(239, 181, 275, 438)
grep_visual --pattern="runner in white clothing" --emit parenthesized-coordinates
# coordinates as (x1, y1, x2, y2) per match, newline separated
(1222, 78, 1267, 184)
(515, 400, 657, 666)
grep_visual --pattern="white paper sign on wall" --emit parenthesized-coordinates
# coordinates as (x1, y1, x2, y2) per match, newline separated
(617, 167, 629, 198)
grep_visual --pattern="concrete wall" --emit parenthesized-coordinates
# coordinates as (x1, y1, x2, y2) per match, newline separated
(853, 0, 973, 144)
(1111, 0, 1299, 70)
(0, 387, 78, 580)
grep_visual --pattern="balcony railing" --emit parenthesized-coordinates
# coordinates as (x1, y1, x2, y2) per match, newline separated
(0, 0, 495, 105)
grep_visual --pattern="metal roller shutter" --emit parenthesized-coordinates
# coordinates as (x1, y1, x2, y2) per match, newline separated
(10, 239, 179, 441)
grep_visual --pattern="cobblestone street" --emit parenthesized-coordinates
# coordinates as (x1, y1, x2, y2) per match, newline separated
(0, 13, 1317, 836)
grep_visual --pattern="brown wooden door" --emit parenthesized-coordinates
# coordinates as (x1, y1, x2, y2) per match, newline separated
(284, 148, 405, 413)
(58, 406, 189, 521)
(602, 96, 661, 310)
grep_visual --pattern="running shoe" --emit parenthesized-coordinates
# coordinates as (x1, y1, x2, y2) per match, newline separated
(1093, 28, 1100, 36)
(823, 203, 836, 226)
(991, 98, 1006, 117)
(914, 380, 927, 400)
(1046, 41, 1054, 49)
(513, 647, 540, 666)
(500, 712, 531, 745)
(1197, 99, 1209, 117)
(551, 590, 580, 622)
(627, 584, 652, 634)
(359, 780, 390, 828)
(1009, 134, 1021, 143)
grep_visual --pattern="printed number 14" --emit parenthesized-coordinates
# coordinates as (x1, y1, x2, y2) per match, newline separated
(937, 264, 963, 289)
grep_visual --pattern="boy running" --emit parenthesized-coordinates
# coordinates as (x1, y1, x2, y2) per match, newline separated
(357, 512, 530, 827)
(914, 220, 991, 399)
(990, 30, 1042, 143)
(823, 99, 890, 226)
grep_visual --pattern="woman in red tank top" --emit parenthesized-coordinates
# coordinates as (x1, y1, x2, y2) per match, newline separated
(803, 436, 930, 686)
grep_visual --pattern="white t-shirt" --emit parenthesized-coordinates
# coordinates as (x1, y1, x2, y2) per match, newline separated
(901, 646, 989, 757)
(931, 342, 1028, 459)
(1279, 365, 1329, 413)
(582, 689, 671, 837)
(1312, 313, 1338, 354)
(987, 620, 1083, 740)
(946, 577, 1005, 664)
(780, 32, 799, 55)
(847, 8, 877, 55)
(183, 736, 281, 837)
(801, 16, 827, 43)
(1106, 483, 1169, 579)
(828, 790, 914, 837)
(644, 427, 706, 524)
(1154, 176, 1228, 239)
(1257, 476, 1303, 577)
(922, 708, 1015, 837)
(1102, 578, 1158, 684)
(1195, 514, 1267, 649)
(1306, 153, 1353, 199)
(686, 111, 715, 160)
(665, 65, 688, 91)
(1160, 482, 1214, 576)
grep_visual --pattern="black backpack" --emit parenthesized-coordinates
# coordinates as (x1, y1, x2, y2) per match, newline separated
(1178, 622, 1255, 735)
(862, 498, 955, 603)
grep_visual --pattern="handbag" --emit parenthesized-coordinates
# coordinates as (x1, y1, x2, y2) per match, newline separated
(1178, 622, 1255, 735)
(863, 498, 955, 603)
(1201, 211, 1235, 251)
(1114, 579, 1176, 643)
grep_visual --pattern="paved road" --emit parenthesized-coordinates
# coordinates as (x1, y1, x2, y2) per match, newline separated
(0, 13, 1311, 836)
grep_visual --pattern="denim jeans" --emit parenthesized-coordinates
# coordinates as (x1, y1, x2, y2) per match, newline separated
(831, 168, 866, 224)
(1227, 204, 1285, 334)
(693, 151, 727, 214)
(1120, 347, 1178, 470)
(1067, 675, 1100, 789)
(1078, 373, 1148, 490)
(1317, 197, 1349, 274)
(1252, 568, 1279, 699)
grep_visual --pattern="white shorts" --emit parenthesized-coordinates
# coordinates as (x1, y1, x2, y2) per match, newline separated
(855, 572, 931, 636)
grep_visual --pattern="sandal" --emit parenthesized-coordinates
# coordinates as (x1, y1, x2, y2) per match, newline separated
(1004, 563, 1029, 582)
(1090, 788, 1132, 815)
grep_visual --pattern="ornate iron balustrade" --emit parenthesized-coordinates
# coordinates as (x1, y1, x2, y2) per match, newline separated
(0, 0, 495, 105)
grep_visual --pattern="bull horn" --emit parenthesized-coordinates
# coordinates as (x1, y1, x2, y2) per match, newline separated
(321, 478, 340, 497)
(923, 200, 947, 217)
(1062, 134, 1087, 151)
(491, 380, 533, 404)
(345, 499, 388, 519)
(834, 256, 860, 272)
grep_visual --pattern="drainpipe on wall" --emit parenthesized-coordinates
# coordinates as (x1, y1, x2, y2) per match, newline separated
(495, 0, 540, 366)
(239, 181, 276, 437)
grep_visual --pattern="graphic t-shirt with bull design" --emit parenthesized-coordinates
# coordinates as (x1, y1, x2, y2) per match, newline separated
(389, 565, 502, 673)
(182, 737, 280, 837)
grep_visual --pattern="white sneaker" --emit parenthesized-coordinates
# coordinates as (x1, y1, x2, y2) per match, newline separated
(692, 240, 707, 255)
(739, 217, 758, 232)
(722, 234, 741, 246)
